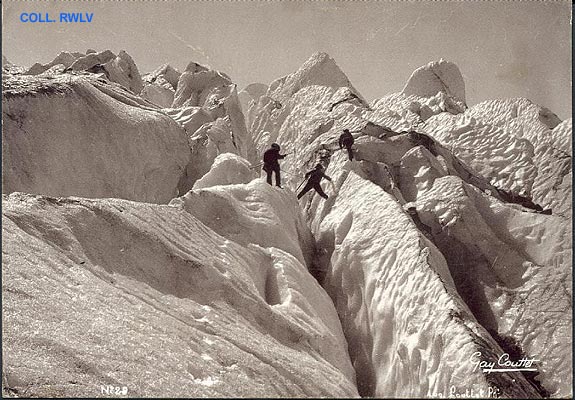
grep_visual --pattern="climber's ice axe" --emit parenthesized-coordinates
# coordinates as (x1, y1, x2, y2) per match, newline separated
(249, 162, 264, 170)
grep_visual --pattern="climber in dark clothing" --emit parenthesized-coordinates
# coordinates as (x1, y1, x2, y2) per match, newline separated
(297, 164, 332, 200)
(338, 129, 355, 161)
(263, 143, 287, 188)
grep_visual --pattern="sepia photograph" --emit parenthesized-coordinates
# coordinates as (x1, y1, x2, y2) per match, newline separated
(1, 0, 572, 398)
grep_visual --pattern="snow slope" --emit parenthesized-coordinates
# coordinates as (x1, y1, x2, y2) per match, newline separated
(173, 179, 315, 268)
(2, 191, 357, 398)
(2, 73, 189, 203)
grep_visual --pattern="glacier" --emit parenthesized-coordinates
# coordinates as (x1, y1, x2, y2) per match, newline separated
(2, 50, 571, 398)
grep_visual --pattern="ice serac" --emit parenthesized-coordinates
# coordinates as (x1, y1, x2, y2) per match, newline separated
(533, 118, 573, 215)
(402, 59, 466, 105)
(68, 49, 116, 71)
(268, 52, 366, 105)
(140, 82, 174, 108)
(165, 61, 257, 192)
(238, 82, 268, 118)
(141, 64, 181, 107)
(172, 61, 228, 108)
(3, 191, 358, 398)
(24, 51, 84, 75)
(102, 50, 144, 94)
(369, 60, 467, 129)
(63, 50, 144, 94)
(247, 52, 368, 151)
(192, 153, 255, 190)
(174, 179, 314, 267)
(144, 63, 181, 91)
(2, 74, 189, 203)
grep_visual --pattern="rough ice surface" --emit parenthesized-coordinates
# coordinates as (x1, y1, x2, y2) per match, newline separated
(248, 56, 571, 398)
(414, 175, 572, 396)
(2, 74, 189, 204)
(238, 82, 268, 120)
(315, 170, 538, 397)
(140, 82, 174, 108)
(2, 192, 357, 398)
(2, 52, 571, 398)
(267, 52, 366, 105)
(143, 63, 182, 91)
(246, 52, 369, 152)
(102, 50, 144, 94)
(423, 98, 571, 214)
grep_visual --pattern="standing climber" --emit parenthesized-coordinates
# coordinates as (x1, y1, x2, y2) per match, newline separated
(263, 143, 288, 188)
(338, 129, 355, 161)
(297, 164, 332, 200)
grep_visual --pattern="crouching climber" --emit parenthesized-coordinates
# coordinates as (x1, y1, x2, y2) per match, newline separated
(297, 164, 333, 200)
(338, 129, 355, 161)
(263, 143, 288, 188)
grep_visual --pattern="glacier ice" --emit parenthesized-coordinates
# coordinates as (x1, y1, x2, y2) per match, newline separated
(2, 52, 571, 398)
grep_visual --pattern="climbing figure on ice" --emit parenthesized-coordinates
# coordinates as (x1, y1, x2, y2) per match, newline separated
(338, 129, 355, 161)
(297, 164, 332, 200)
(263, 143, 288, 188)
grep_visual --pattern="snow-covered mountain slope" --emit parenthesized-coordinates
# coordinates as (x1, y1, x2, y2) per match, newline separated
(2, 73, 189, 203)
(3, 190, 357, 398)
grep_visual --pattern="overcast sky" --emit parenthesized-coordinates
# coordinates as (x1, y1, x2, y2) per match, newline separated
(3, 1, 572, 119)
